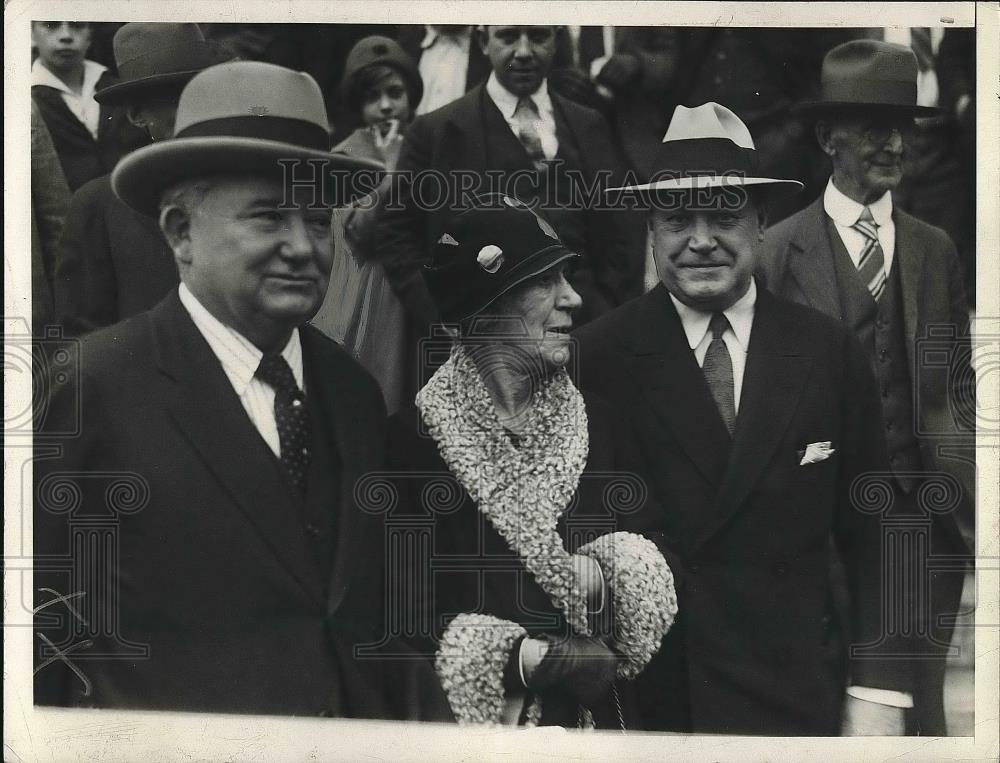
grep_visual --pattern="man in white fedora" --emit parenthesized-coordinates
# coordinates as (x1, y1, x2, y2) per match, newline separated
(760, 39, 975, 736)
(576, 102, 910, 734)
(34, 61, 451, 720)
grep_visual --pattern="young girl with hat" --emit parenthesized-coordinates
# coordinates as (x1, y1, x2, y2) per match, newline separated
(311, 36, 423, 414)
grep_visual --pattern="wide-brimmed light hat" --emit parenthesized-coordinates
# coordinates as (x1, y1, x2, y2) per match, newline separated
(94, 23, 229, 106)
(608, 102, 803, 196)
(112, 61, 383, 216)
(793, 39, 943, 118)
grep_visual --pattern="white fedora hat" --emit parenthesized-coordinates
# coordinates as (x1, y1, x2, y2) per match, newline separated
(112, 60, 383, 216)
(609, 102, 803, 195)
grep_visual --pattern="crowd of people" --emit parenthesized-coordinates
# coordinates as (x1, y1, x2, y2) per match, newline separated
(31, 21, 975, 736)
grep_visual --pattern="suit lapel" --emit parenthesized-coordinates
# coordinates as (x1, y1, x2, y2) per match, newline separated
(691, 289, 811, 552)
(786, 197, 843, 321)
(299, 328, 362, 614)
(150, 293, 326, 605)
(442, 86, 490, 172)
(892, 210, 926, 370)
(624, 287, 732, 487)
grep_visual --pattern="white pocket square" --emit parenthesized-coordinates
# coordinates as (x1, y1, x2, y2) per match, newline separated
(798, 441, 836, 465)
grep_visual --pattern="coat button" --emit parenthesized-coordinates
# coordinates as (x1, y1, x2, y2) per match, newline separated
(773, 562, 788, 577)
(879, 348, 889, 360)
(305, 522, 320, 537)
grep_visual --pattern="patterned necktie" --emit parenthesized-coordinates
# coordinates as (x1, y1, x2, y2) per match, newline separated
(702, 312, 736, 436)
(256, 354, 311, 493)
(513, 97, 547, 171)
(852, 206, 888, 302)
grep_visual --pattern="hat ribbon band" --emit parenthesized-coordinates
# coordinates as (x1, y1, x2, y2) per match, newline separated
(821, 78, 918, 108)
(176, 116, 330, 152)
(650, 137, 760, 180)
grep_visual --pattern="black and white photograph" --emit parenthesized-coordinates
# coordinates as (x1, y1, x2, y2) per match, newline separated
(5, 2, 997, 761)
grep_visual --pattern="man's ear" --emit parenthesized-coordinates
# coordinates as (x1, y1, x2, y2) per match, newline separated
(125, 106, 145, 129)
(159, 205, 194, 264)
(815, 120, 835, 158)
(756, 204, 769, 239)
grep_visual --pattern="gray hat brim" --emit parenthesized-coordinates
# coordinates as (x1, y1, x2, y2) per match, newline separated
(112, 137, 384, 217)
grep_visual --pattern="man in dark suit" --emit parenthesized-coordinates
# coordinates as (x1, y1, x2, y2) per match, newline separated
(575, 102, 912, 735)
(759, 40, 975, 736)
(33, 61, 450, 721)
(377, 24, 643, 393)
(31, 21, 147, 191)
(54, 23, 230, 336)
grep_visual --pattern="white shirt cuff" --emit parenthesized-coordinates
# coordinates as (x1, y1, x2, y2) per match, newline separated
(846, 685, 914, 708)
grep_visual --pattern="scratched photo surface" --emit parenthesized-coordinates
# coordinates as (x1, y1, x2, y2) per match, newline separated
(14, 4, 991, 759)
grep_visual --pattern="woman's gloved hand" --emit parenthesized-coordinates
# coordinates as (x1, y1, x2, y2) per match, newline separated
(522, 636, 618, 707)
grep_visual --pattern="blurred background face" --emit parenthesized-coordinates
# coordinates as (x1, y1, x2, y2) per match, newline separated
(472, 262, 581, 377)
(821, 115, 912, 204)
(650, 199, 764, 312)
(32, 21, 91, 74)
(360, 70, 411, 132)
(128, 93, 182, 142)
(481, 25, 557, 97)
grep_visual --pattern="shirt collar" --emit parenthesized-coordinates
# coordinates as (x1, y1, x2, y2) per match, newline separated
(31, 57, 107, 97)
(178, 283, 303, 396)
(421, 25, 471, 50)
(485, 71, 551, 119)
(670, 278, 757, 352)
(824, 177, 893, 228)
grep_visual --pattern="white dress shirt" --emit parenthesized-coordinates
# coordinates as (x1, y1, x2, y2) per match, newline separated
(31, 57, 107, 139)
(178, 283, 305, 458)
(670, 278, 756, 413)
(416, 26, 471, 115)
(824, 179, 896, 277)
(485, 72, 559, 160)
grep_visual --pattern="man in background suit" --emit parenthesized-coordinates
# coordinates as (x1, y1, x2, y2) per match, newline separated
(54, 23, 230, 336)
(576, 102, 911, 735)
(397, 25, 491, 115)
(377, 24, 643, 395)
(759, 40, 975, 735)
(34, 61, 450, 721)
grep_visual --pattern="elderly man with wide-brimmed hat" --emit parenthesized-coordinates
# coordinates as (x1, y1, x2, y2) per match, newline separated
(575, 101, 910, 735)
(34, 60, 452, 721)
(54, 22, 232, 336)
(759, 39, 975, 736)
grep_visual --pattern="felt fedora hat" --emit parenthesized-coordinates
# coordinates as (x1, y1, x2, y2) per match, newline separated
(94, 23, 229, 105)
(609, 102, 804, 196)
(423, 194, 579, 324)
(793, 39, 942, 118)
(112, 61, 383, 216)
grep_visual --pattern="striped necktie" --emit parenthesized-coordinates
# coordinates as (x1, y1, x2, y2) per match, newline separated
(513, 97, 547, 171)
(256, 354, 311, 493)
(702, 312, 736, 435)
(852, 206, 887, 302)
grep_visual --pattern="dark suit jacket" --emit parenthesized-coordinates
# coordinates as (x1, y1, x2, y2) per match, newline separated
(574, 284, 909, 734)
(758, 195, 975, 556)
(54, 175, 179, 336)
(33, 292, 451, 721)
(31, 71, 148, 192)
(376, 83, 643, 329)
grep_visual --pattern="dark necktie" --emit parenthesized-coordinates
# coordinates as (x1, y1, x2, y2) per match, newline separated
(702, 312, 736, 435)
(256, 353, 311, 493)
(852, 206, 888, 302)
(513, 96, 547, 171)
